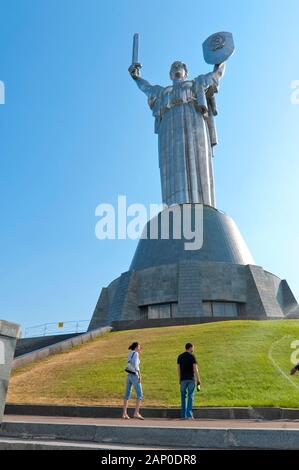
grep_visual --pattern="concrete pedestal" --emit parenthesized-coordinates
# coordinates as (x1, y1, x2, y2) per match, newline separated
(89, 205, 298, 330)
(0, 320, 21, 423)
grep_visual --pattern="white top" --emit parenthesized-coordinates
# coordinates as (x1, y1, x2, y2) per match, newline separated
(128, 351, 140, 372)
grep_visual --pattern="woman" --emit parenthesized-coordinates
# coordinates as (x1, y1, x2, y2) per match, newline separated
(122, 341, 144, 420)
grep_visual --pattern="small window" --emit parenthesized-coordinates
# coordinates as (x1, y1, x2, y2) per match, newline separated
(212, 302, 225, 316)
(202, 301, 213, 316)
(139, 303, 177, 320)
(148, 304, 171, 319)
(223, 302, 238, 317)
(202, 301, 239, 318)
(171, 303, 178, 317)
(139, 305, 148, 320)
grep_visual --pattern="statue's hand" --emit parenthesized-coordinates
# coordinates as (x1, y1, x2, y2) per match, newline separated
(213, 62, 225, 79)
(128, 64, 141, 80)
(200, 106, 208, 119)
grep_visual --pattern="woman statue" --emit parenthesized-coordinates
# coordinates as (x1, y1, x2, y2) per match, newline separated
(129, 60, 225, 208)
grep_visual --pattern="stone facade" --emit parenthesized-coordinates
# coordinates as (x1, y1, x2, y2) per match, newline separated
(89, 261, 297, 330)
(89, 205, 298, 330)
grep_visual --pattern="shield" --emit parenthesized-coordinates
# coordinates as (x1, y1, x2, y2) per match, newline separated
(202, 32, 235, 65)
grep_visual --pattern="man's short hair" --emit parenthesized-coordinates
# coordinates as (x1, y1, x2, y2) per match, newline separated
(185, 343, 193, 350)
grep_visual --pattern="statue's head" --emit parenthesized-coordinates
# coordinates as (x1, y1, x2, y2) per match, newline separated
(170, 61, 188, 81)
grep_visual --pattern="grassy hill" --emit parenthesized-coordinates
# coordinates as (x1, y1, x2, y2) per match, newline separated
(7, 320, 299, 408)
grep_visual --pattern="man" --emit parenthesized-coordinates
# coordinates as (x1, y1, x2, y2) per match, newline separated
(177, 343, 201, 420)
(290, 363, 299, 375)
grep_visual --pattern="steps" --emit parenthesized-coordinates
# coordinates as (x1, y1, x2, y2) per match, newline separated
(1, 418, 299, 450)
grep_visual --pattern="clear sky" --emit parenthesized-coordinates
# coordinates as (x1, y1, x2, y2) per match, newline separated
(0, 0, 298, 332)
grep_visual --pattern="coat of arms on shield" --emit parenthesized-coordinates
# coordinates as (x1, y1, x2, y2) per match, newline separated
(202, 32, 235, 65)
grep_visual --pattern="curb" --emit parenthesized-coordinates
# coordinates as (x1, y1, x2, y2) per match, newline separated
(5, 404, 299, 420)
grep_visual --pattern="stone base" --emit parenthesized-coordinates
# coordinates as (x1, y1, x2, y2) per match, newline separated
(88, 205, 298, 330)
(0, 320, 20, 423)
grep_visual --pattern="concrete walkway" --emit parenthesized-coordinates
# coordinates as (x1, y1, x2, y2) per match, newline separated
(3, 415, 299, 428)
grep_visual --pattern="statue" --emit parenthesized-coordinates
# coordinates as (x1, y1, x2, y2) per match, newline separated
(129, 32, 235, 208)
(90, 32, 299, 331)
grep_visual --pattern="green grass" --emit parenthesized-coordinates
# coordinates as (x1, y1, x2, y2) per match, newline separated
(8, 320, 299, 408)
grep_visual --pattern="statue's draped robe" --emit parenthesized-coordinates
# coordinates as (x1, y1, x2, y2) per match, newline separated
(136, 72, 220, 207)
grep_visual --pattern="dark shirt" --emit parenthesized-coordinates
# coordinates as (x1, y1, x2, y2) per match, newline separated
(295, 363, 299, 371)
(177, 351, 197, 382)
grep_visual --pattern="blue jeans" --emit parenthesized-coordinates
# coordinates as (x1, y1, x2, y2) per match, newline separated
(125, 373, 143, 400)
(180, 379, 195, 419)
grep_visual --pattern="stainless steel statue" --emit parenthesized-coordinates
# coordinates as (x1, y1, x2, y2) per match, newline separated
(129, 32, 235, 208)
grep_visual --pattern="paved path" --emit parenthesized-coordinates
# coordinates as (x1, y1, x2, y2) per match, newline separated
(4, 415, 299, 429)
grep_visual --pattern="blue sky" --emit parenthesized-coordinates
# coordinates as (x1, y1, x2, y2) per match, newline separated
(0, 0, 298, 332)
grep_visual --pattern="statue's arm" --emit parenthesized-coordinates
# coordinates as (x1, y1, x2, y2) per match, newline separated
(213, 62, 226, 81)
(128, 64, 154, 96)
(135, 77, 154, 95)
(203, 62, 226, 96)
(194, 62, 226, 116)
(195, 62, 226, 91)
(128, 65, 163, 119)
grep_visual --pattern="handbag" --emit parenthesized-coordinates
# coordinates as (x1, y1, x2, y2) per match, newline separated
(125, 352, 137, 375)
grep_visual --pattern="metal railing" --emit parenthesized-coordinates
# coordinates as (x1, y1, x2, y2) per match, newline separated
(23, 320, 90, 338)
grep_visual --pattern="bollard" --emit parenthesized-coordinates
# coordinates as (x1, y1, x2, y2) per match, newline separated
(0, 320, 21, 423)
